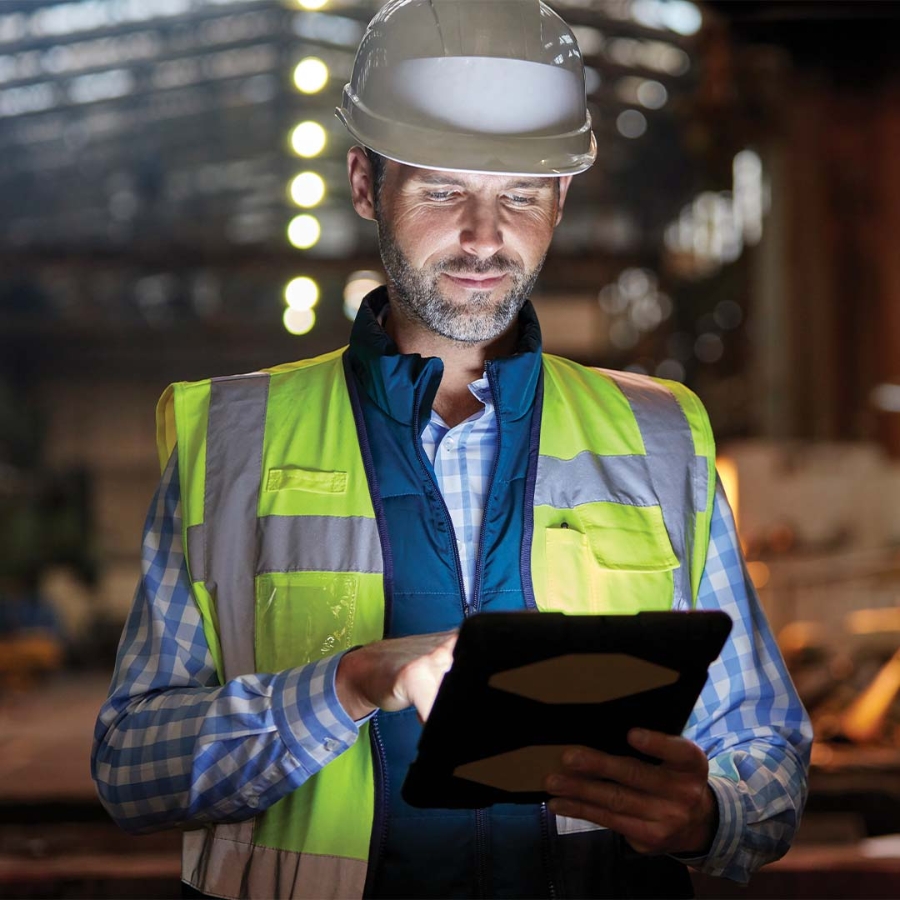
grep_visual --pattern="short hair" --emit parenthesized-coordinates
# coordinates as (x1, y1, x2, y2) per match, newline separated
(364, 147, 387, 211)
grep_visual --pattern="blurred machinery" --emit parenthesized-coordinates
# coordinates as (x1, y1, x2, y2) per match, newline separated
(0, 382, 95, 691)
(721, 439, 900, 844)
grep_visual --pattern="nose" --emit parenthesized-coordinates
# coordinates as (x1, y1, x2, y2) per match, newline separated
(458, 199, 504, 260)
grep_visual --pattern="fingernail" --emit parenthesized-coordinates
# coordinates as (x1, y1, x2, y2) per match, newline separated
(562, 750, 582, 768)
(546, 775, 564, 791)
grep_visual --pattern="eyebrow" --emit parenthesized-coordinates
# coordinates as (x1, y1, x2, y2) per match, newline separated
(412, 173, 551, 190)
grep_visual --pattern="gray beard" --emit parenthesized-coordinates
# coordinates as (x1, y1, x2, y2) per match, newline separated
(376, 218, 545, 344)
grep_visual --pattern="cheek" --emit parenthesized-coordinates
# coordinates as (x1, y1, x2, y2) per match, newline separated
(512, 215, 556, 266)
(389, 206, 456, 263)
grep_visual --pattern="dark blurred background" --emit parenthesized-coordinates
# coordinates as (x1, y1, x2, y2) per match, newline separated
(1, 1, 900, 897)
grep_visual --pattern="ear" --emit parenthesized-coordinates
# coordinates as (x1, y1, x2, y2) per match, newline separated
(554, 175, 574, 226)
(348, 146, 377, 221)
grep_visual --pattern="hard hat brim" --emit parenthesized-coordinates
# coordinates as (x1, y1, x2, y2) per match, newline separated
(337, 88, 597, 178)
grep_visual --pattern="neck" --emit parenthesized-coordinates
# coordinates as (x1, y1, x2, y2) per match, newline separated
(384, 293, 518, 427)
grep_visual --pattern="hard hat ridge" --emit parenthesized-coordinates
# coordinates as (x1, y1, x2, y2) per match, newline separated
(336, 0, 597, 176)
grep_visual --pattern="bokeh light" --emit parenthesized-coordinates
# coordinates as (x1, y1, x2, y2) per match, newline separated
(284, 276, 319, 311)
(283, 307, 316, 335)
(637, 79, 668, 109)
(343, 270, 385, 320)
(290, 171, 326, 207)
(694, 332, 724, 364)
(287, 214, 321, 249)
(616, 109, 647, 139)
(293, 57, 329, 94)
(290, 121, 326, 157)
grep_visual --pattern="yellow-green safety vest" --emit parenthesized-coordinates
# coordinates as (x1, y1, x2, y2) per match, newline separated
(155, 349, 716, 900)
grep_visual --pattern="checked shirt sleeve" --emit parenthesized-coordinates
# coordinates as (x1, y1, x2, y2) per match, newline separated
(91, 449, 362, 834)
(677, 480, 812, 883)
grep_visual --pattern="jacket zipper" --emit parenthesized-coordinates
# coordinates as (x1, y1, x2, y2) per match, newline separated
(540, 802, 559, 899)
(471, 362, 503, 898)
(520, 370, 544, 611)
(363, 716, 389, 898)
(475, 809, 490, 898)
(471, 360, 500, 617)
(411, 380, 469, 617)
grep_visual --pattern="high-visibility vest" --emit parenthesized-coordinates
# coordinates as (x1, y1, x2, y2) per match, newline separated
(156, 349, 716, 900)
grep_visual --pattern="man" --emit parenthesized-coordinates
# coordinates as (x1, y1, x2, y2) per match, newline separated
(92, 2, 811, 898)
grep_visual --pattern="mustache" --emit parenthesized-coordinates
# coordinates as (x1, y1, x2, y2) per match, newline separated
(435, 255, 523, 276)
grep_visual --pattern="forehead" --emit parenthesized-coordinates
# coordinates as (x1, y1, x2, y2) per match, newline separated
(390, 162, 556, 191)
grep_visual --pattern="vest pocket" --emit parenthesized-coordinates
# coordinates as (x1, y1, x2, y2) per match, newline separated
(546, 526, 596, 611)
(265, 466, 348, 494)
(255, 571, 359, 670)
(539, 502, 678, 615)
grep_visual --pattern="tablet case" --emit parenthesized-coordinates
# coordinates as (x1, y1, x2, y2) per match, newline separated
(402, 610, 732, 809)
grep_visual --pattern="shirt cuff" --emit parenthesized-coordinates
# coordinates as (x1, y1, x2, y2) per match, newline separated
(681, 774, 746, 878)
(270, 653, 363, 776)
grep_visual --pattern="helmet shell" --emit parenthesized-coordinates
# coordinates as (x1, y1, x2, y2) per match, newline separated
(336, 0, 597, 176)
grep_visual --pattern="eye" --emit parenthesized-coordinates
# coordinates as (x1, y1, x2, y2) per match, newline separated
(426, 190, 459, 202)
(504, 194, 536, 206)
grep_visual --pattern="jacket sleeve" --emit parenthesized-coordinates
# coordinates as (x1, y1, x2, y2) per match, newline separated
(678, 481, 812, 882)
(91, 448, 362, 834)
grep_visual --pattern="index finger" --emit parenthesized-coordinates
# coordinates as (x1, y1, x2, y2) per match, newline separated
(627, 729, 707, 773)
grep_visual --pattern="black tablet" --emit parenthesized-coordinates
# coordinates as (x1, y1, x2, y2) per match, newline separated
(402, 610, 732, 809)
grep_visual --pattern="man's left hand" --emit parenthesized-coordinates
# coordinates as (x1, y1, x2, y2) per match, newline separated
(545, 729, 718, 857)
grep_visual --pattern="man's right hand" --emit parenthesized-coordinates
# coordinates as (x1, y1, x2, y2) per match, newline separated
(335, 631, 458, 723)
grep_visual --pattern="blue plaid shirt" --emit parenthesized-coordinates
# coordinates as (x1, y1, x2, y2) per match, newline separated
(92, 374, 811, 884)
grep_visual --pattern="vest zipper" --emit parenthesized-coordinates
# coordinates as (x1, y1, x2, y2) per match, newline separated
(362, 715, 390, 899)
(475, 807, 490, 898)
(540, 802, 559, 899)
(520, 369, 544, 611)
(411, 381, 469, 617)
(471, 360, 500, 616)
(470, 361, 503, 898)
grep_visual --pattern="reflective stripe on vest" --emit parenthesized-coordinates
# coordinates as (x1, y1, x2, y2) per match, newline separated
(601, 368, 709, 609)
(157, 351, 715, 900)
(160, 351, 382, 900)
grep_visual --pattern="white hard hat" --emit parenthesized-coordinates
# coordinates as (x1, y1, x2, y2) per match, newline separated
(336, 0, 597, 177)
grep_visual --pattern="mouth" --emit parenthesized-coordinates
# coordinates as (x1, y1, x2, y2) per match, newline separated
(442, 272, 508, 290)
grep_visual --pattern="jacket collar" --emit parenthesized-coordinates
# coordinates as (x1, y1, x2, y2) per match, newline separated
(346, 286, 543, 427)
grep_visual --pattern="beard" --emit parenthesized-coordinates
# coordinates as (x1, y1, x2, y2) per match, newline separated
(376, 217, 546, 344)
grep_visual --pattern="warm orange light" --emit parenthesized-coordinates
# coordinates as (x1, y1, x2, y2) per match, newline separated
(716, 454, 739, 535)
(845, 608, 900, 635)
(810, 743, 835, 767)
(745, 560, 770, 590)
(841, 648, 900, 744)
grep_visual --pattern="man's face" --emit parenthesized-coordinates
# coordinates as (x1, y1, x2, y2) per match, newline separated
(350, 153, 571, 343)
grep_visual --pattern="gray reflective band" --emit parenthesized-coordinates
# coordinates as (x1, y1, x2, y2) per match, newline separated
(258, 515, 383, 574)
(187, 515, 382, 580)
(534, 452, 659, 509)
(186, 525, 206, 582)
(183, 828, 367, 900)
(603, 370, 704, 607)
(205, 373, 269, 680)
